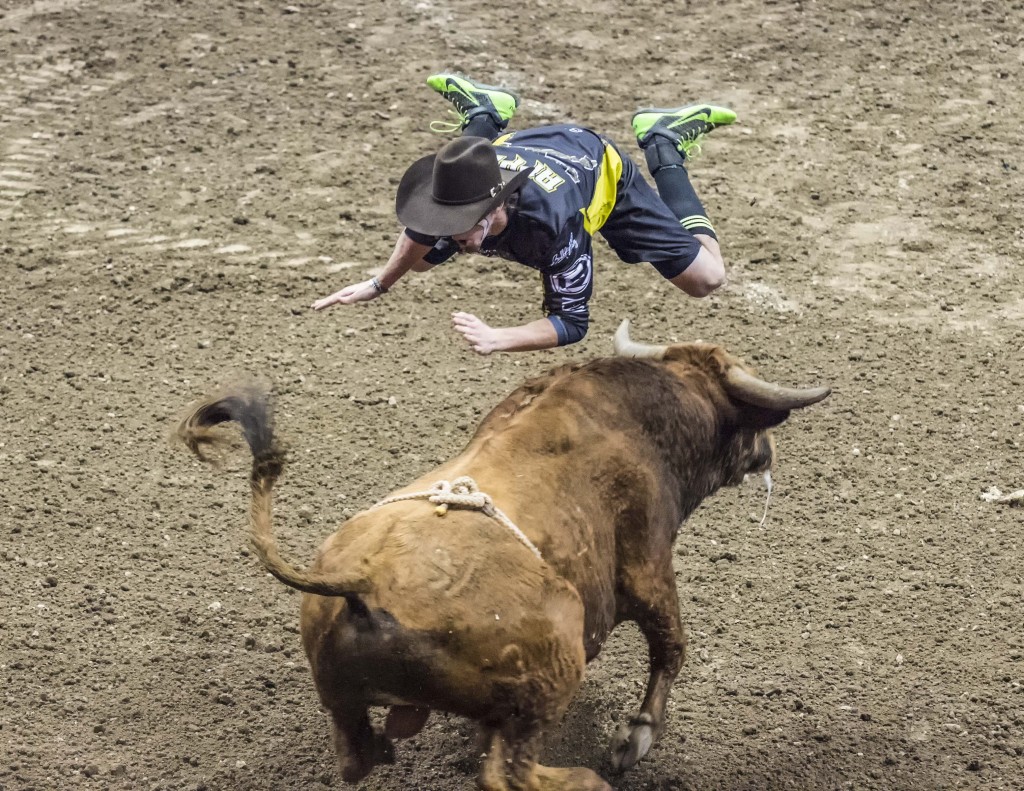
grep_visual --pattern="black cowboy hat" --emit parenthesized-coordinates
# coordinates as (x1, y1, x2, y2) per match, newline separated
(395, 136, 531, 237)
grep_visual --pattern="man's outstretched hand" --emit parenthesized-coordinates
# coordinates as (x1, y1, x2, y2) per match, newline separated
(452, 312, 563, 354)
(451, 311, 501, 356)
(311, 279, 380, 310)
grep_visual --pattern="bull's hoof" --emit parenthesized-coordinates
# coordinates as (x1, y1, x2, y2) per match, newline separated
(609, 713, 655, 772)
(532, 764, 615, 791)
(338, 728, 394, 783)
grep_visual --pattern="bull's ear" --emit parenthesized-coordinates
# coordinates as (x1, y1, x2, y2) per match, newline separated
(738, 406, 791, 430)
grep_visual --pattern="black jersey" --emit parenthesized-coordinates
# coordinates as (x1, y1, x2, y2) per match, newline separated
(406, 125, 623, 343)
(404, 124, 700, 345)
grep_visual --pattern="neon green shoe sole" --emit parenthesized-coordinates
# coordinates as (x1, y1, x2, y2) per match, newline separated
(631, 104, 737, 155)
(427, 73, 519, 126)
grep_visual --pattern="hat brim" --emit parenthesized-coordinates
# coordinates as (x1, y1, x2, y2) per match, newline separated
(396, 153, 531, 238)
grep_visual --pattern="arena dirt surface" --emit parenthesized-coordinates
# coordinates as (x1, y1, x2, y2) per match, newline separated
(2, 0, 1023, 789)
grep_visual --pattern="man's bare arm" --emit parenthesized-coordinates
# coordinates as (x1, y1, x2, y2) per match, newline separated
(451, 312, 560, 355)
(311, 232, 434, 310)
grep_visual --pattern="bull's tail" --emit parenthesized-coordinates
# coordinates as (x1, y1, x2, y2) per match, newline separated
(175, 383, 371, 602)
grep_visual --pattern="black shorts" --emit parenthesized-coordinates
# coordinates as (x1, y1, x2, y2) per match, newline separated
(600, 152, 702, 279)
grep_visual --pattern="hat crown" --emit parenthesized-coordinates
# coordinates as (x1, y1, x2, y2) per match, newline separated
(431, 137, 503, 206)
(395, 135, 529, 237)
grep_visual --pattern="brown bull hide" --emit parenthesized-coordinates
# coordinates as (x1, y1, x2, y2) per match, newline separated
(177, 332, 830, 791)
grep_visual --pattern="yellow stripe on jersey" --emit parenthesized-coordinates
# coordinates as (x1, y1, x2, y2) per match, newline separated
(493, 135, 622, 234)
(581, 143, 623, 235)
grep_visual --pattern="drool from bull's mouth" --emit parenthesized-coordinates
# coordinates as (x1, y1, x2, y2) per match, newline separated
(760, 470, 773, 526)
(175, 320, 829, 790)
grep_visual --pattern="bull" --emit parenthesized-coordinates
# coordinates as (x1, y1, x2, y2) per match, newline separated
(176, 320, 830, 791)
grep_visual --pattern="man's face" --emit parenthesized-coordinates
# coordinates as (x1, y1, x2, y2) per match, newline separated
(451, 207, 499, 253)
(452, 222, 488, 253)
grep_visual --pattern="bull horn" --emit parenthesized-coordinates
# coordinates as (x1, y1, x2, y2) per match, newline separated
(614, 319, 668, 359)
(725, 366, 831, 410)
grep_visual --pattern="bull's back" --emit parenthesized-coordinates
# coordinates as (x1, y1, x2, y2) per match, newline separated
(476, 384, 687, 647)
(415, 448, 641, 655)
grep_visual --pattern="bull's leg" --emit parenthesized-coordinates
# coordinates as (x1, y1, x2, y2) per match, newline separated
(328, 704, 395, 783)
(475, 579, 605, 790)
(610, 565, 686, 772)
(478, 727, 509, 791)
(478, 723, 612, 791)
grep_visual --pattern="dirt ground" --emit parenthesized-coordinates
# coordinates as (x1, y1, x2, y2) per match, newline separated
(2, 0, 1023, 789)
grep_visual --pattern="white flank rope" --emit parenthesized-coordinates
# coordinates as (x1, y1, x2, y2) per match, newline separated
(370, 476, 543, 561)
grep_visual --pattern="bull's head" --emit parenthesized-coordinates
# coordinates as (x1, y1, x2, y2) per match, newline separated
(613, 319, 831, 486)
(613, 319, 831, 412)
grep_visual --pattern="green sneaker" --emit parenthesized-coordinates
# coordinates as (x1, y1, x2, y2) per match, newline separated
(631, 104, 737, 157)
(426, 73, 519, 131)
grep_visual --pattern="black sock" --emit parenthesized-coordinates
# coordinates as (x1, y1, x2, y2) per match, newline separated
(462, 112, 503, 141)
(644, 138, 717, 239)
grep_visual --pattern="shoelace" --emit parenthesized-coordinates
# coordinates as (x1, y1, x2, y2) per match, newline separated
(681, 139, 704, 160)
(429, 109, 467, 134)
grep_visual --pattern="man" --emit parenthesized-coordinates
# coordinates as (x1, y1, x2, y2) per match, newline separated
(312, 74, 735, 354)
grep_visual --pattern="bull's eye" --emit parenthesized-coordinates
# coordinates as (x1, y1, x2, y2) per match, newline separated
(754, 434, 776, 472)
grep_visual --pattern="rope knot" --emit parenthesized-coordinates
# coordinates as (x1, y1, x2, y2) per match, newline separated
(369, 476, 542, 561)
(427, 476, 494, 515)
